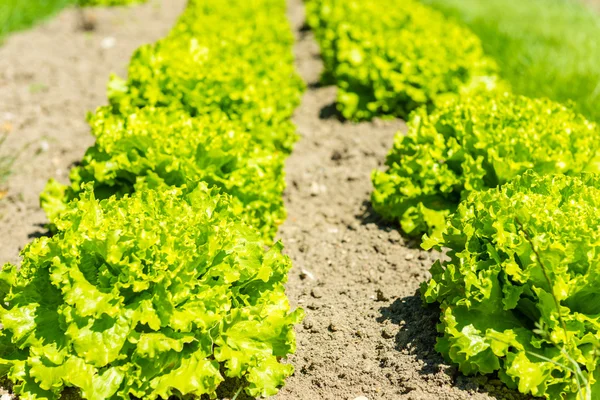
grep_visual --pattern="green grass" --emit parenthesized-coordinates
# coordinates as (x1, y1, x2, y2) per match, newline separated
(420, 0, 600, 122)
(0, 0, 75, 40)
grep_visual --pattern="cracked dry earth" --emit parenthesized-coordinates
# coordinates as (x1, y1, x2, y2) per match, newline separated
(2, 0, 585, 398)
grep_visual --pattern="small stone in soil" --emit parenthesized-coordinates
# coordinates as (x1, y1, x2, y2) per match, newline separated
(381, 327, 395, 339)
(311, 288, 323, 298)
(375, 288, 389, 302)
(299, 269, 315, 280)
(38, 140, 49, 152)
(331, 149, 343, 161)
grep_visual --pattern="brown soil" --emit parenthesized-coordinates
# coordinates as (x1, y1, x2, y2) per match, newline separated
(0, 0, 543, 399)
(582, 0, 600, 12)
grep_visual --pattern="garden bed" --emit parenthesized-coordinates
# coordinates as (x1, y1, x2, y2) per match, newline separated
(2, 0, 598, 399)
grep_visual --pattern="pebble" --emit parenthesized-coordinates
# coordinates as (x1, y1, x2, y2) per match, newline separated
(331, 150, 343, 161)
(381, 327, 395, 339)
(300, 269, 315, 280)
(2, 112, 15, 121)
(311, 287, 323, 299)
(375, 288, 389, 302)
(354, 397, 369, 400)
(101, 36, 116, 49)
(310, 182, 327, 196)
(38, 140, 49, 152)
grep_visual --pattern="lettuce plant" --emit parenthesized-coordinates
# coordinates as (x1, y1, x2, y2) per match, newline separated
(108, 0, 304, 152)
(371, 91, 600, 238)
(421, 171, 600, 399)
(1, 184, 302, 399)
(15, 0, 304, 398)
(41, 107, 287, 242)
(305, 0, 497, 121)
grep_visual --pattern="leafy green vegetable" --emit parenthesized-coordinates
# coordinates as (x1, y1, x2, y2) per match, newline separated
(41, 0, 305, 241)
(420, 0, 600, 124)
(371, 91, 600, 238)
(108, 0, 304, 153)
(41, 107, 287, 242)
(421, 171, 600, 399)
(21, 0, 304, 397)
(1, 183, 302, 399)
(305, 0, 498, 121)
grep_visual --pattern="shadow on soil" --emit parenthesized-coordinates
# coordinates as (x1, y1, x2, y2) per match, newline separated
(377, 293, 449, 376)
(378, 294, 532, 399)
(356, 200, 422, 249)
(318, 102, 345, 120)
(27, 222, 53, 240)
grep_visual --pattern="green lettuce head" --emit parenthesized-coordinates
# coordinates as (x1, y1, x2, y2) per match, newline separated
(305, 0, 498, 121)
(372, 91, 600, 238)
(107, 1, 304, 153)
(1, 183, 302, 399)
(41, 107, 287, 242)
(422, 171, 600, 399)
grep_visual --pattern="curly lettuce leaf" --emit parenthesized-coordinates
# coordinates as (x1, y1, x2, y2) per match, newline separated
(41, 107, 287, 242)
(2, 184, 302, 399)
(422, 171, 600, 399)
(372, 91, 600, 238)
(305, 0, 498, 121)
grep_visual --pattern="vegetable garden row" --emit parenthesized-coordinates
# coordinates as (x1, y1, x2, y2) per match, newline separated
(308, 0, 600, 399)
(0, 0, 304, 398)
(1, 0, 599, 398)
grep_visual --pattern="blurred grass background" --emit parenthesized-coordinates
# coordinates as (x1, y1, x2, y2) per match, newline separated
(0, 0, 75, 40)
(421, 0, 600, 122)
(2, 0, 599, 123)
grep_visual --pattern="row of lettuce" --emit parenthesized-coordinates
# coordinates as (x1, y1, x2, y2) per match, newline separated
(0, 0, 305, 399)
(308, 0, 600, 399)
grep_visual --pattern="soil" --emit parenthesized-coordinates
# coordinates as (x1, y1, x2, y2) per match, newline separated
(582, 0, 600, 12)
(1, 0, 596, 400)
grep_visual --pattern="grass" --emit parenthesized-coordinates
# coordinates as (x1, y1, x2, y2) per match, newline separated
(420, 0, 600, 123)
(0, 0, 75, 41)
